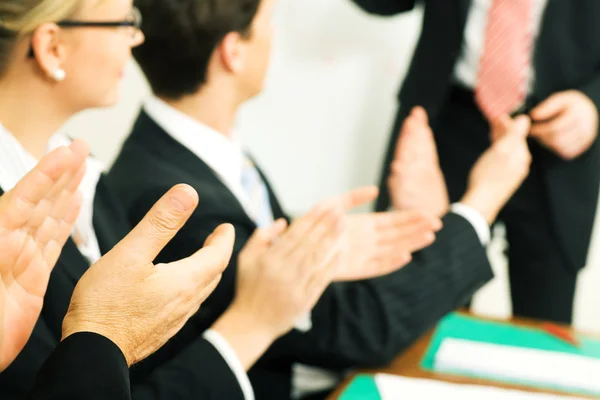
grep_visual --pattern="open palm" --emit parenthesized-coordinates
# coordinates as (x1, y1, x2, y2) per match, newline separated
(0, 140, 88, 371)
(337, 210, 442, 281)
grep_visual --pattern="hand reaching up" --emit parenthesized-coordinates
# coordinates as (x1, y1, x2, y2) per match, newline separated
(388, 107, 450, 218)
(0, 140, 88, 371)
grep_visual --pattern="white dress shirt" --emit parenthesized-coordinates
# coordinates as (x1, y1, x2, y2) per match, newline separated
(0, 124, 103, 265)
(453, 0, 549, 92)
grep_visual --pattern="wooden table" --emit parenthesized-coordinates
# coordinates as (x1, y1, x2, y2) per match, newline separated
(329, 313, 596, 399)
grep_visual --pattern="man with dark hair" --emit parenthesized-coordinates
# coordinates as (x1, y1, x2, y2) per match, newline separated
(107, 0, 531, 398)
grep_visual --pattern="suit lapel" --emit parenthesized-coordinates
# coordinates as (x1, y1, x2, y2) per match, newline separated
(130, 111, 258, 227)
(457, 0, 472, 25)
(254, 165, 287, 221)
(92, 176, 130, 254)
(54, 238, 91, 284)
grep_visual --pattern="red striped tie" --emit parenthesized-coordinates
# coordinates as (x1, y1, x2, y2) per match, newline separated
(475, 0, 535, 121)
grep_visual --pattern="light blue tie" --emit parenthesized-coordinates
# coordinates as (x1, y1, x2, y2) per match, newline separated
(241, 156, 275, 228)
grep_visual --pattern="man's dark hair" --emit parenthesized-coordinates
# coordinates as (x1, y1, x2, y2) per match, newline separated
(134, 0, 262, 99)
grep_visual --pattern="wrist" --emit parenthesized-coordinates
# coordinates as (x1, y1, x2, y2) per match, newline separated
(62, 315, 134, 366)
(460, 188, 500, 225)
(211, 305, 279, 370)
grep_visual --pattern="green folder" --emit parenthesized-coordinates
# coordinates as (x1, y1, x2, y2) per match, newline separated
(421, 313, 600, 397)
(340, 313, 600, 398)
(338, 374, 381, 400)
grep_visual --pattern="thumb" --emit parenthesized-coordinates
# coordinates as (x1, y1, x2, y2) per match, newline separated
(161, 223, 236, 285)
(330, 186, 379, 212)
(509, 115, 531, 140)
(114, 184, 199, 262)
(411, 106, 429, 125)
(531, 93, 568, 121)
(489, 114, 512, 142)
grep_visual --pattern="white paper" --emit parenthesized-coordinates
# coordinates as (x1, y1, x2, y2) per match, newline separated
(375, 374, 585, 400)
(434, 338, 600, 394)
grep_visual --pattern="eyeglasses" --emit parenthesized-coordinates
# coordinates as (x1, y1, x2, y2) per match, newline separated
(27, 7, 143, 58)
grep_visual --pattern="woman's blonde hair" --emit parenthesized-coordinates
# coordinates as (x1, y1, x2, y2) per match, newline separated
(0, 0, 83, 74)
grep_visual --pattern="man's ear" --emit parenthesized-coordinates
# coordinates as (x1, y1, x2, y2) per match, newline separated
(30, 23, 67, 79)
(218, 31, 247, 74)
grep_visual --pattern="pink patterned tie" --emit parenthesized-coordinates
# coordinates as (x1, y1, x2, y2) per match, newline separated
(475, 0, 535, 121)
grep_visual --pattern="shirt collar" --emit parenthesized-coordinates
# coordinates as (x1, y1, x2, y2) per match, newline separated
(143, 96, 245, 192)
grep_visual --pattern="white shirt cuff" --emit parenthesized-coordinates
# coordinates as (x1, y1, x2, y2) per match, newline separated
(450, 203, 491, 245)
(294, 312, 312, 332)
(202, 329, 255, 400)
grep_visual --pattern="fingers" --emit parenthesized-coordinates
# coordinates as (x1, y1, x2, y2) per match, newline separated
(375, 209, 442, 231)
(530, 112, 573, 137)
(241, 218, 288, 259)
(510, 115, 532, 140)
(0, 141, 88, 231)
(530, 93, 569, 122)
(325, 186, 379, 212)
(489, 114, 512, 142)
(269, 203, 336, 258)
(277, 207, 343, 262)
(115, 184, 199, 262)
(411, 106, 429, 125)
(0, 148, 71, 228)
(495, 116, 531, 153)
(395, 109, 432, 161)
(372, 213, 439, 256)
(164, 223, 236, 285)
(43, 191, 83, 268)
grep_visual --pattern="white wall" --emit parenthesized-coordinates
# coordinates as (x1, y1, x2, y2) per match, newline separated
(62, 0, 600, 332)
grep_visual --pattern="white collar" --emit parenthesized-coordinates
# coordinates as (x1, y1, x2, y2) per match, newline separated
(143, 96, 245, 196)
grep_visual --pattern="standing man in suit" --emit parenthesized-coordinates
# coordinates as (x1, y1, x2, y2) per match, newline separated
(108, 0, 531, 398)
(352, 0, 600, 324)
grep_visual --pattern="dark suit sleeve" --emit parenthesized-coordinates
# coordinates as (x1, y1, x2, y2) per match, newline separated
(579, 71, 600, 118)
(26, 332, 130, 400)
(350, 0, 418, 16)
(269, 212, 493, 369)
(131, 337, 247, 400)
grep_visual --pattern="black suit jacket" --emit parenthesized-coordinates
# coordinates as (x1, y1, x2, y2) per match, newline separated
(106, 110, 494, 399)
(27, 333, 131, 400)
(0, 177, 246, 400)
(351, 0, 600, 271)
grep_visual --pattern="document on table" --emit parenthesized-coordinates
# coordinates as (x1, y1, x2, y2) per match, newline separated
(434, 338, 600, 394)
(375, 374, 585, 399)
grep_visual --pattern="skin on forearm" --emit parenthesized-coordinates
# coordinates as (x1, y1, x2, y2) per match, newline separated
(210, 305, 280, 370)
(459, 188, 500, 225)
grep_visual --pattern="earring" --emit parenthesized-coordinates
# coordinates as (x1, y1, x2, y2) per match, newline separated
(51, 68, 66, 82)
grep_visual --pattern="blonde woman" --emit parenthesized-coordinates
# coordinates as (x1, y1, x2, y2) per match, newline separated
(0, 1, 360, 399)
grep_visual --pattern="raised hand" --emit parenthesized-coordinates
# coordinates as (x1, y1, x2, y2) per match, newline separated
(388, 106, 450, 218)
(211, 186, 377, 369)
(0, 140, 89, 371)
(62, 185, 235, 366)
